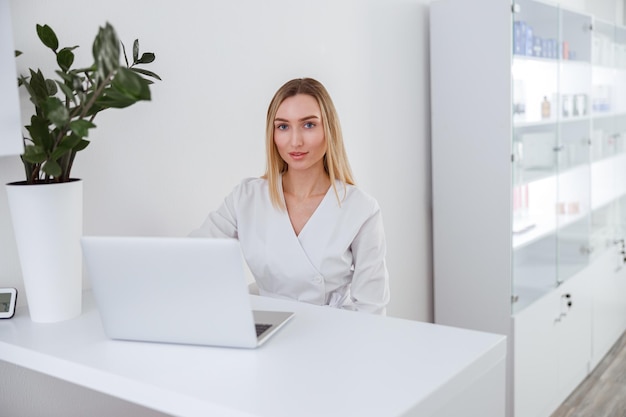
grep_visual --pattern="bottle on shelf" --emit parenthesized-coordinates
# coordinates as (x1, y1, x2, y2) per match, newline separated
(541, 96, 551, 119)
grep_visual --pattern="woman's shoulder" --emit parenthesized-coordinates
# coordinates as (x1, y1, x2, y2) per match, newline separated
(231, 177, 269, 199)
(339, 181, 380, 212)
(238, 176, 267, 188)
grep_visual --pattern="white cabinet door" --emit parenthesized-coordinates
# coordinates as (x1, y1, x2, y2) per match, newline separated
(514, 292, 559, 417)
(613, 252, 626, 334)
(514, 270, 593, 417)
(592, 248, 626, 368)
(555, 272, 592, 404)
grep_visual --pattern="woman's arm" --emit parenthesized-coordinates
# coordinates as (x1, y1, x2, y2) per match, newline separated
(189, 193, 238, 239)
(348, 208, 390, 315)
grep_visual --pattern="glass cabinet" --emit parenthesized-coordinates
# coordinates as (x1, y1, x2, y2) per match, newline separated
(590, 20, 626, 266)
(431, 1, 626, 415)
(511, 0, 592, 312)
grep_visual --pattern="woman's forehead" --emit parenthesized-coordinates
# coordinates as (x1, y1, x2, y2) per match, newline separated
(276, 94, 321, 119)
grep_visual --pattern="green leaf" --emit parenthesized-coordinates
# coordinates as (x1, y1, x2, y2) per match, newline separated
(26, 115, 53, 150)
(36, 24, 58, 51)
(60, 133, 82, 149)
(120, 41, 130, 67)
(18, 74, 31, 93)
(133, 39, 139, 63)
(42, 159, 62, 177)
(92, 23, 120, 83)
(136, 52, 155, 64)
(45, 79, 58, 96)
(56, 48, 75, 72)
(22, 144, 47, 164)
(98, 67, 151, 108)
(131, 67, 162, 81)
(54, 70, 73, 84)
(28, 69, 49, 105)
(96, 89, 136, 108)
(115, 67, 150, 99)
(55, 80, 78, 105)
(49, 142, 71, 161)
(69, 119, 96, 137)
(43, 97, 69, 128)
(75, 139, 90, 152)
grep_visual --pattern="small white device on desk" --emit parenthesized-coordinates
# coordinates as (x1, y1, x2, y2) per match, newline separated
(0, 287, 17, 319)
(81, 236, 293, 348)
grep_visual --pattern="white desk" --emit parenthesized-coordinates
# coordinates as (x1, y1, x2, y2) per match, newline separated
(0, 292, 506, 417)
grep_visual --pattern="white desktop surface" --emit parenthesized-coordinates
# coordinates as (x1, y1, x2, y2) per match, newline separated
(0, 292, 506, 417)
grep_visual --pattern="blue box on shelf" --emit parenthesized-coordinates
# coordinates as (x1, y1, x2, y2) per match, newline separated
(533, 36, 542, 57)
(514, 20, 526, 55)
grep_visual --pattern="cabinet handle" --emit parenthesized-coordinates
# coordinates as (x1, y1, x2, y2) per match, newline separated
(553, 145, 565, 152)
(562, 293, 573, 309)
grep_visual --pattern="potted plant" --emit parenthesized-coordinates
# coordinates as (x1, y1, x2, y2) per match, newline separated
(6, 22, 160, 322)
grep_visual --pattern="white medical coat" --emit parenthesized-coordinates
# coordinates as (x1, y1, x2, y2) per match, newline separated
(190, 177, 390, 314)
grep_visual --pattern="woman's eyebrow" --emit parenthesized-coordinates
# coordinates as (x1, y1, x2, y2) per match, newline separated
(274, 115, 320, 123)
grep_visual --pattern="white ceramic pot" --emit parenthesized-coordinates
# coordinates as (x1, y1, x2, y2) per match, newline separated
(6, 179, 83, 323)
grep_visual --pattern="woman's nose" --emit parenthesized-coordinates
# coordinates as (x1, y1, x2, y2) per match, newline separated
(290, 129, 303, 146)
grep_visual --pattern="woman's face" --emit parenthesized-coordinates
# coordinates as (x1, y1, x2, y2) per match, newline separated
(273, 94, 326, 174)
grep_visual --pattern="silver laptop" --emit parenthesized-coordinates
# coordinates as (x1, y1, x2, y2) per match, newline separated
(81, 236, 294, 348)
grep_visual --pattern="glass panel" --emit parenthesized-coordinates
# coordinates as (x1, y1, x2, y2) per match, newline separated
(617, 194, 626, 243)
(512, 0, 560, 313)
(557, 9, 592, 284)
(591, 21, 626, 259)
(611, 26, 626, 256)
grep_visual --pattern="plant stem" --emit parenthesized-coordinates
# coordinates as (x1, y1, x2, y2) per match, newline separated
(80, 70, 114, 119)
(50, 70, 114, 172)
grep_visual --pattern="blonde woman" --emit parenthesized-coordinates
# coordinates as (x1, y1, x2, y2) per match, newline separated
(191, 78, 389, 314)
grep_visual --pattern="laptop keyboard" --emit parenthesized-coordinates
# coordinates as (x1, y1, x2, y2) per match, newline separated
(255, 323, 272, 337)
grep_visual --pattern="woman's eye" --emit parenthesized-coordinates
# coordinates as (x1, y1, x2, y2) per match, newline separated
(304, 122, 315, 129)
(276, 124, 288, 131)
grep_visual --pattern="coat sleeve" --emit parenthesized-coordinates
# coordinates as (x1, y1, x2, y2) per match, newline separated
(348, 206, 390, 315)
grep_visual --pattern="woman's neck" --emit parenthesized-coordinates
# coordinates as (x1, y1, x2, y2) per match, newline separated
(282, 169, 330, 200)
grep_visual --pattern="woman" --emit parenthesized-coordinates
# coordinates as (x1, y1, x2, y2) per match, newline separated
(191, 78, 390, 314)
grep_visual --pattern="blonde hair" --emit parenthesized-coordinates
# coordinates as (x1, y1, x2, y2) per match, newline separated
(263, 78, 355, 209)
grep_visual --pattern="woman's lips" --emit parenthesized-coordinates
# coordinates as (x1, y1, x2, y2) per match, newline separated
(289, 152, 307, 160)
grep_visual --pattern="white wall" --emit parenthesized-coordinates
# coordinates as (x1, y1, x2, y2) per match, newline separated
(0, 3, 433, 413)
(0, 0, 22, 156)
(0, 0, 432, 322)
